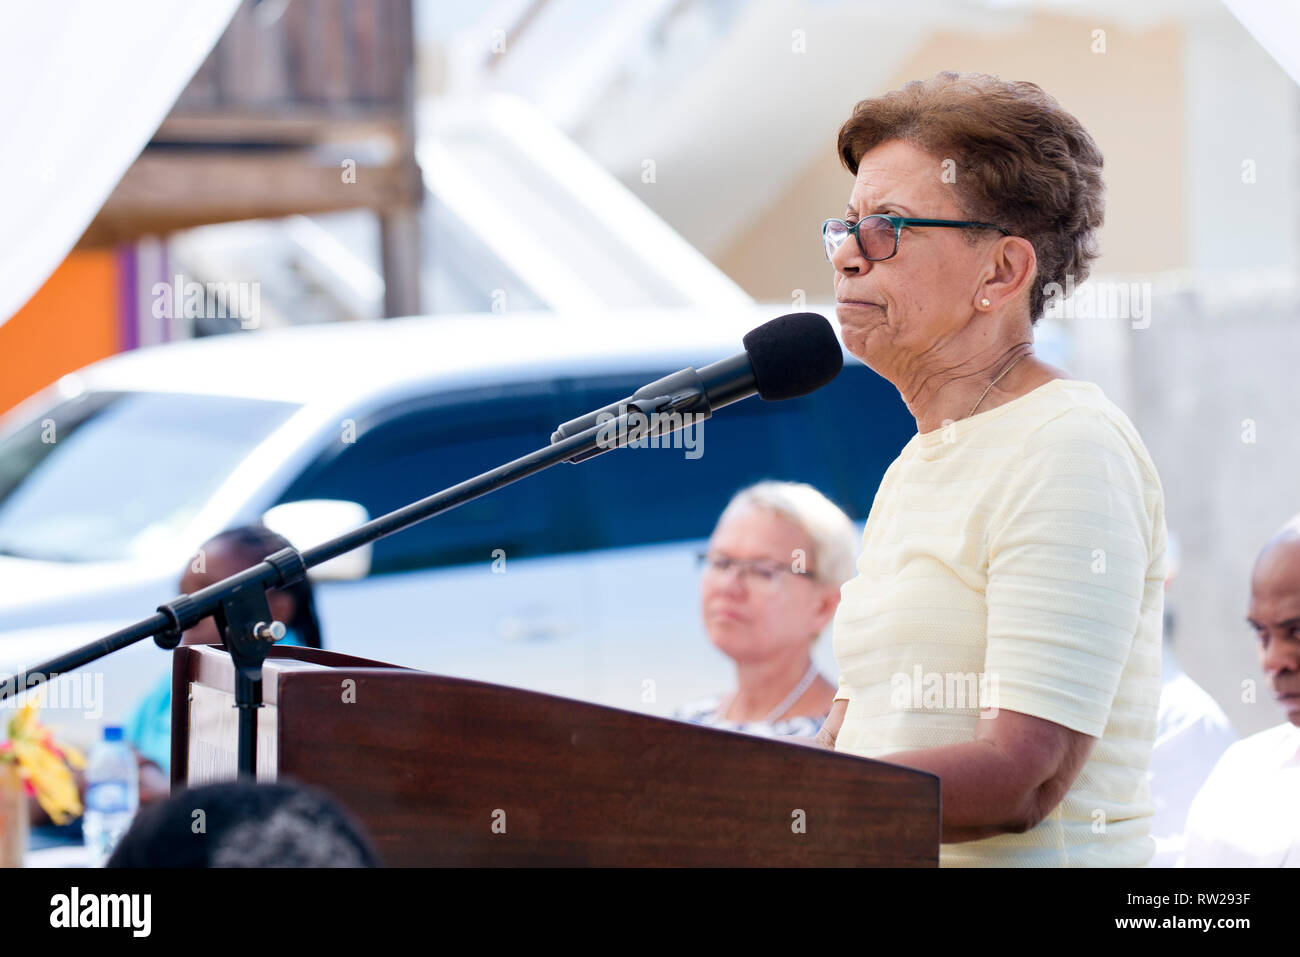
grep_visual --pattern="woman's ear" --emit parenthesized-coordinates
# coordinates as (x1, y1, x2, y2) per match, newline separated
(979, 236, 1037, 312)
(811, 584, 842, 633)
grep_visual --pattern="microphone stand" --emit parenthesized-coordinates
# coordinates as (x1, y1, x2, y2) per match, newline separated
(0, 403, 709, 778)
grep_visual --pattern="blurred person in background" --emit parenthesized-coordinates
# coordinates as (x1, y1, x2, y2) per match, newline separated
(676, 481, 858, 738)
(123, 525, 322, 802)
(1148, 530, 1237, 867)
(107, 779, 379, 867)
(814, 72, 1167, 866)
(1181, 513, 1300, 866)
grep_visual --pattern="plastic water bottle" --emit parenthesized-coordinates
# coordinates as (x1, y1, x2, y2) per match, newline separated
(83, 726, 139, 866)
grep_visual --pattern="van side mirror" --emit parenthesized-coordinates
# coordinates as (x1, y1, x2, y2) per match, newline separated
(261, 500, 371, 581)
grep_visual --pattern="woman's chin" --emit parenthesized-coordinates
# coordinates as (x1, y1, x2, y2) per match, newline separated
(835, 316, 884, 360)
(706, 632, 758, 661)
(840, 333, 886, 373)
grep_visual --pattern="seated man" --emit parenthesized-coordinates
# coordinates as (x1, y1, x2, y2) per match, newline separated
(1181, 513, 1300, 866)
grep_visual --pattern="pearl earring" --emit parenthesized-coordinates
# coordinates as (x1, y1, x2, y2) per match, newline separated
(980, 298, 990, 307)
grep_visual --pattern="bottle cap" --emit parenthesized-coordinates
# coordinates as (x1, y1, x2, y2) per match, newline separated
(103, 726, 124, 742)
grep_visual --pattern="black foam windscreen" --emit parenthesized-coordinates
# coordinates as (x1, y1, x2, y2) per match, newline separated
(741, 312, 844, 401)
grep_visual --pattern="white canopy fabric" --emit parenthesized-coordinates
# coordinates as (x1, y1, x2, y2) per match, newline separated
(0, 0, 240, 327)
(1222, 0, 1300, 86)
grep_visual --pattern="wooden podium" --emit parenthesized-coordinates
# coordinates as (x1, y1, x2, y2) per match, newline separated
(170, 645, 939, 866)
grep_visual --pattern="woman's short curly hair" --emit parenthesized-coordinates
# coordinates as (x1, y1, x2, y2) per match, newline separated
(836, 71, 1105, 323)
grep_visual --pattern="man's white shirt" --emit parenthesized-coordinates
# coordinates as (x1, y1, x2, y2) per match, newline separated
(1181, 721, 1300, 867)
(1149, 652, 1237, 867)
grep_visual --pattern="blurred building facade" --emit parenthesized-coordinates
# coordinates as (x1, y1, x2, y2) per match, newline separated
(1, 0, 420, 414)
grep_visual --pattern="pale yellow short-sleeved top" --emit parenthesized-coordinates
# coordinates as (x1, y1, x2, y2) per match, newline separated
(832, 378, 1167, 867)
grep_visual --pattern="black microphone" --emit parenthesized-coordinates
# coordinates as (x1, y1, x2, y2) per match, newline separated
(550, 313, 843, 461)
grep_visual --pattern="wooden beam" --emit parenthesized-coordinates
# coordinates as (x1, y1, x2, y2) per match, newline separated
(379, 207, 421, 317)
(154, 110, 406, 145)
(76, 149, 421, 248)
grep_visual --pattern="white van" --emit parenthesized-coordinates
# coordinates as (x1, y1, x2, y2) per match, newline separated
(0, 306, 917, 740)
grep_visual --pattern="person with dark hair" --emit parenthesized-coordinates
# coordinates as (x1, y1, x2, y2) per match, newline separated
(163, 525, 324, 651)
(106, 779, 381, 867)
(123, 525, 323, 802)
(815, 73, 1167, 866)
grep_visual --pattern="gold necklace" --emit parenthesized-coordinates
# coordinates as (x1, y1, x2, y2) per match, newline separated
(967, 351, 1029, 418)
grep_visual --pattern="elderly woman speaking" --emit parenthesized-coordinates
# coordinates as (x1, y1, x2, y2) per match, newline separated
(814, 72, 1168, 867)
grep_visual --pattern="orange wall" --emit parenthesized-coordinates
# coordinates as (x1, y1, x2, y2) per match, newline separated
(0, 252, 121, 416)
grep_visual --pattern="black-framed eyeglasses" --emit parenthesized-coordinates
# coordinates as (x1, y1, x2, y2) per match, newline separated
(821, 215, 1011, 263)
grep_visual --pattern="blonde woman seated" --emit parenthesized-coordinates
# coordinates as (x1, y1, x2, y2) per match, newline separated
(677, 481, 859, 738)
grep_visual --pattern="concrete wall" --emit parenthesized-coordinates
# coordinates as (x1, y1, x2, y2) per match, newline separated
(1080, 278, 1300, 737)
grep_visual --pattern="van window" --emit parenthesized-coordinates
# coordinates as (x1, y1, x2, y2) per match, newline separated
(0, 391, 298, 562)
(560, 363, 911, 552)
(277, 364, 912, 574)
(276, 383, 575, 575)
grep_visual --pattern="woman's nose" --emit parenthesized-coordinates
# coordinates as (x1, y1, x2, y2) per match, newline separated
(831, 237, 866, 276)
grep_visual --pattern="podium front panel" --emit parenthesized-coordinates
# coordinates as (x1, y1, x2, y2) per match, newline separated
(172, 645, 940, 866)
